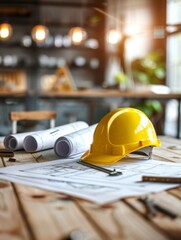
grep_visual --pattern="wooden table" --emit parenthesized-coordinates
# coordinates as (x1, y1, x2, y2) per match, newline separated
(1, 89, 181, 137)
(0, 135, 181, 240)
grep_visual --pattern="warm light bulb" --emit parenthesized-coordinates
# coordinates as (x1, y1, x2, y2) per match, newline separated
(31, 25, 49, 42)
(69, 27, 87, 45)
(0, 23, 13, 40)
(124, 25, 142, 36)
(106, 29, 121, 44)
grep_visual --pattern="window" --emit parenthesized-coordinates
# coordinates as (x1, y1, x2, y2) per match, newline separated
(165, 0, 181, 137)
(167, 0, 181, 91)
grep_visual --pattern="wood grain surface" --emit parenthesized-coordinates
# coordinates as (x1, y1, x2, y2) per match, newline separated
(0, 136, 181, 240)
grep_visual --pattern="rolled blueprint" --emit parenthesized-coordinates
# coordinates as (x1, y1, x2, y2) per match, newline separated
(54, 124, 97, 157)
(23, 121, 89, 152)
(4, 131, 41, 151)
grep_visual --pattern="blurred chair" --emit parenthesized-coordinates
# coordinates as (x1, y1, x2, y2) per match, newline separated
(9, 111, 57, 134)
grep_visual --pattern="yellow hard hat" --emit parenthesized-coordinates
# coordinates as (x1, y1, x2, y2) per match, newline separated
(81, 107, 160, 165)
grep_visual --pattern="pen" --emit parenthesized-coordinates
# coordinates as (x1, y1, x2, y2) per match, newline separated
(142, 176, 181, 183)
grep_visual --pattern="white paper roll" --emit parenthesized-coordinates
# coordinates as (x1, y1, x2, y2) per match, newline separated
(23, 121, 89, 152)
(4, 131, 40, 151)
(54, 124, 97, 157)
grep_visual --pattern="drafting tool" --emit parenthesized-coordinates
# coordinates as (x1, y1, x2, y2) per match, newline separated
(139, 197, 178, 219)
(142, 176, 181, 183)
(153, 202, 178, 218)
(139, 197, 157, 217)
(77, 160, 122, 176)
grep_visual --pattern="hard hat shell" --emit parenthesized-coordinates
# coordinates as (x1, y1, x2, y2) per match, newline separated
(81, 107, 160, 165)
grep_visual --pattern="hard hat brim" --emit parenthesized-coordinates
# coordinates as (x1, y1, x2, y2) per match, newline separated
(81, 150, 122, 165)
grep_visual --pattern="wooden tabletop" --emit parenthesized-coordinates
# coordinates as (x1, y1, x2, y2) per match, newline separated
(39, 89, 181, 100)
(0, 135, 181, 240)
(1, 89, 181, 99)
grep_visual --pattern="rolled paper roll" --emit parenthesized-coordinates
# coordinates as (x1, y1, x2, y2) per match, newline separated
(4, 131, 39, 151)
(54, 124, 97, 157)
(23, 121, 89, 152)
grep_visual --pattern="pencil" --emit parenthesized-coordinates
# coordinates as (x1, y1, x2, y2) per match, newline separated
(142, 176, 181, 183)
(0, 149, 14, 157)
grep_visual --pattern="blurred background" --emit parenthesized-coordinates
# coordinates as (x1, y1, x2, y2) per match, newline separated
(0, 0, 180, 137)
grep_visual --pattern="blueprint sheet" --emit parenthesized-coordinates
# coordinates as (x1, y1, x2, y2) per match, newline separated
(0, 158, 180, 204)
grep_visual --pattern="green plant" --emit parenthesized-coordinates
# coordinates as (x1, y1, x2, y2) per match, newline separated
(131, 51, 166, 85)
(114, 72, 128, 84)
(134, 100, 162, 119)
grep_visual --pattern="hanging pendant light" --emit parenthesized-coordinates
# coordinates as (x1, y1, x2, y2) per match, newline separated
(69, 0, 87, 45)
(106, 29, 121, 44)
(0, 23, 13, 40)
(69, 27, 87, 45)
(31, 24, 49, 43)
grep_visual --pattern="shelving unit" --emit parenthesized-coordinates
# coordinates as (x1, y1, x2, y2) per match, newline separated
(0, 42, 105, 88)
(0, 1, 107, 135)
(0, 0, 107, 91)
